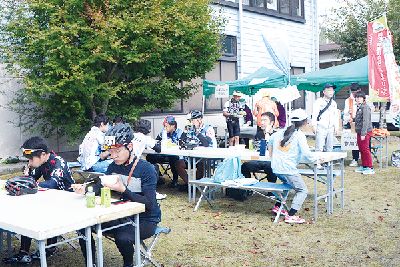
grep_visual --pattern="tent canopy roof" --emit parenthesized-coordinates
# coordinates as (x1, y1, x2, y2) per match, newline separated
(203, 67, 288, 97)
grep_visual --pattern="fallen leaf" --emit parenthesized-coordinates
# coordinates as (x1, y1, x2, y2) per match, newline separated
(378, 216, 383, 222)
(205, 256, 213, 258)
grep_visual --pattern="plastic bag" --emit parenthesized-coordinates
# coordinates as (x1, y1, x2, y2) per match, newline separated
(213, 157, 244, 183)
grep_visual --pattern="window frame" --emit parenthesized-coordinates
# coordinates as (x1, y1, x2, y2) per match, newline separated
(214, 0, 305, 23)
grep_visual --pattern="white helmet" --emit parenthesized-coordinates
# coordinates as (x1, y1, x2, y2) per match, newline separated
(291, 109, 308, 122)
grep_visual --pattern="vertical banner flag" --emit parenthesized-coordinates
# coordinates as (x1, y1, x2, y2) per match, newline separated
(368, 16, 400, 122)
(368, 16, 400, 102)
(261, 29, 290, 81)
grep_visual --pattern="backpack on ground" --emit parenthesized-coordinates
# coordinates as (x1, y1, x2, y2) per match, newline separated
(391, 150, 400, 167)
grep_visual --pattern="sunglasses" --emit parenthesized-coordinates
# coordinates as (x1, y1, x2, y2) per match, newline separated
(102, 143, 124, 150)
(22, 148, 44, 155)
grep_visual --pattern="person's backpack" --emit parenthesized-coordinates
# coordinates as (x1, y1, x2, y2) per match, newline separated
(225, 188, 251, 201)
(391, 150, 400, 167)
(213, 157, 244, 183)
(5, 176, 38, 196)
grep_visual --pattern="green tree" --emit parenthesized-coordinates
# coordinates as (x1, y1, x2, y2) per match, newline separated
(0, 0, 225, 141)
(325, 0, 389, 61)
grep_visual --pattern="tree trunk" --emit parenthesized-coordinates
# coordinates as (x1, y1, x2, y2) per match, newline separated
(379, 102, 387, 129)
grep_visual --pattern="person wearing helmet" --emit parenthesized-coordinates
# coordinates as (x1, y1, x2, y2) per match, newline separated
(72, 123, 161, 267)
(269, 109, 322, 224)
(241, 112, 277, 184)
(223, 91, 244, 146)
(78, 114, 113, 173)
(2, 137, 75, 265)
(253, 91, 279, 133)
(175, 110, 216, 191)
(146, 115, 183, 188)
(311, 83, 339, 153)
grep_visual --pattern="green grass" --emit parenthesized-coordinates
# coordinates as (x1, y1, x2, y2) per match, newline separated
(1, 136, 400, 266)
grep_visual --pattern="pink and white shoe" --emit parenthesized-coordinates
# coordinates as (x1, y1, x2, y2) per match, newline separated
(285, 215, 305, 224)
(271, 206, 288, 216)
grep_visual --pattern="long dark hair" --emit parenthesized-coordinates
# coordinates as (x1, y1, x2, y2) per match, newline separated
(280, 119, 307, 147)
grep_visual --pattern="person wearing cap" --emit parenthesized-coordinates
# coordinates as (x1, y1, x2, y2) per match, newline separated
(3, 136, 75, 265)
(78, 114, 113, 173)
(343, 83, 375, 167)
(269, 109, 322, 224)
(241, 112, 277, 183)
(146, 115, 183, 187)
(223, 91, 244, 146)
(72, 123, 161, 267)
(253, 91, 279, 133)
(311, 83, 339, 153)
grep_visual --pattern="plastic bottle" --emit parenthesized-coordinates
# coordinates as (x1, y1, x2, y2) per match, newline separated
(86, 186, 95, 208)
(161, 128, 167, 150)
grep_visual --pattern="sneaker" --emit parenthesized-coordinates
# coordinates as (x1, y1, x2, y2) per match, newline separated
(2, 251, 32, 265)
(285, 215, 306, 224)
(156, 192, 167, 200)
(362, 167, 375, 175)
(271, 206, 288, 216)
(354, 166, 365, 173)
(349, 159, 358, 167)
(30, 246, 59, 260)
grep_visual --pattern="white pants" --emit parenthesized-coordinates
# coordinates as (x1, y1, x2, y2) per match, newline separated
(315, 125, 334, 152)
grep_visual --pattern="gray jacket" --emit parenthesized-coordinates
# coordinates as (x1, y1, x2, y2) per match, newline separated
(354, 102, 373, 136)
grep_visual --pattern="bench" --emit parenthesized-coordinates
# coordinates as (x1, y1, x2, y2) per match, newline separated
(189, 178, 292, 223)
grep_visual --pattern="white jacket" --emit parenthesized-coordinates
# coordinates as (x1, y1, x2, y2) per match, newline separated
(312, 97, 339, 129)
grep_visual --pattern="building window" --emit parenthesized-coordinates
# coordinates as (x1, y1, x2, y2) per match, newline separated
(221, 35, 237, 57)
(214, 0, 304, 22)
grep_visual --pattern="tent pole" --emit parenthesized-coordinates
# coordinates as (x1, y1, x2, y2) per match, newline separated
(202, 95, 205, 115)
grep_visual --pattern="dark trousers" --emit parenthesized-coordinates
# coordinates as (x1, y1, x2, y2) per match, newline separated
(20, 236, 57, 253)
(352, 150, 359, 161)
(146, 154, 179, 181)
(79, 219, 157, 266)
(241, 161, 277, 183)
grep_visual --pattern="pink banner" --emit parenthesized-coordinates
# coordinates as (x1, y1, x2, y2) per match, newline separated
(368, 17, 390, 101)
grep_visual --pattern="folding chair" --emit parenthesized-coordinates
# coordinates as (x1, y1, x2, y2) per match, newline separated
(140, 226, 171, 267)
(370, 143, 381, 163)
(158, 160, 173, 181)
(103, 225, 171, 267)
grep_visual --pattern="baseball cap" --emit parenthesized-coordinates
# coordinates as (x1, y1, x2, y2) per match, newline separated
(163, 115, 176, 125)
(323, 83, 337, 90)
(233, 91, 242, 97)
(291, 109, 308, 122)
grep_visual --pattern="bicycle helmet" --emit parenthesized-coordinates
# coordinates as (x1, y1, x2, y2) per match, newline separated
(104, 123, 134, 149)
(5, 176, 38, 196)
(188, 110, 203, 120)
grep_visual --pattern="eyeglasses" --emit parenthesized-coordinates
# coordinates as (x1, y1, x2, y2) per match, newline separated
(102, 143, 124, 150)
(22, 148, 44, 155)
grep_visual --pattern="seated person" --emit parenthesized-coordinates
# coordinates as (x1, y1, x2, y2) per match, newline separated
(2, 137, 75, 265)
(146, 115, 183, 187)
(241, 112, 277, 184)
(79, 114, 113, 173)
(131, 119, 161, 156)
(175, 110, 216, 191)
(72, 123, 161, 267)
(113, 115, 126, 126)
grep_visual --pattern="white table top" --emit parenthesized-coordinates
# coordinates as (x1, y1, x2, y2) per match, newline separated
(0, 187, 145, 240)
(144, 148, 347, 164)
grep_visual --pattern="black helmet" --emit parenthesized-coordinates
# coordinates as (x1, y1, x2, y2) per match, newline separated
(104, 123, 134, 149)
(189, 110, 203, 120)
(5, 176, 38, 196)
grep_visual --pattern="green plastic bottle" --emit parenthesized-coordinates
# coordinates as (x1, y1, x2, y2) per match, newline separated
(86, 186, 95, 208)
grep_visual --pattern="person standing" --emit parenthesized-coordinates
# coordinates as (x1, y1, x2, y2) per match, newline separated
(353, 91, 375, 174)
(312, 83, 339, 153)
(343, 83, 374, 167)
(223, 91, 244, 146)
(253, 91, 279, 133)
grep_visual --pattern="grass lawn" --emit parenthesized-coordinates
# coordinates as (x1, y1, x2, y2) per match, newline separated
(0, 135, 399, 267)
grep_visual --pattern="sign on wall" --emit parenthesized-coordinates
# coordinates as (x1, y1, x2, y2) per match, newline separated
(341, 133, 358, 150)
